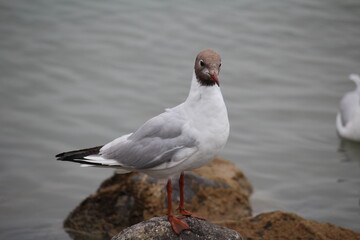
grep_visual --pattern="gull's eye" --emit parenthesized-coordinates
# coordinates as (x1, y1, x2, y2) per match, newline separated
(199, 60, 205, 67)
(219, 63, 222, 68)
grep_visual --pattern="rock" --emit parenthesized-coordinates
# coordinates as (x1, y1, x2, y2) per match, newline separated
(218, 211, 360, 240)
(63, 158, 252, 239)
(110, 211, 360, 240)
(111, 216, 243, 240)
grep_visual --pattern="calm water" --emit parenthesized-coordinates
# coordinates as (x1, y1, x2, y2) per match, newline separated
(1, 0, 360, 239)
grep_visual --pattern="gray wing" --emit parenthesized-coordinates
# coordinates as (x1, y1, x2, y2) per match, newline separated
(101, 110, 197, 169)
(339, 91, 360, 127)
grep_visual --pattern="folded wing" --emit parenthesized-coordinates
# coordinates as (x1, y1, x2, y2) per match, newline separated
(100, 110, 197, 169)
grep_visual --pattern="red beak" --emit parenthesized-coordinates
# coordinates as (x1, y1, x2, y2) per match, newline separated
(210, 72, 219, 86)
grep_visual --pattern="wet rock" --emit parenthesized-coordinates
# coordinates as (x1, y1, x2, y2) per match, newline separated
(63, 158, 252, 239)
(111, 216, 243, 240)
(218, 211, 360, 240)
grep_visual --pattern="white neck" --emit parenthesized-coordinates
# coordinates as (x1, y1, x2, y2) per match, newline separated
(185, 71, 222, 104)
(350, 74, 360, 93)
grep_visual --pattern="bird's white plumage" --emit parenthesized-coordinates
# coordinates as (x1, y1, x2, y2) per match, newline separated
(336, 74, 360, 141)
(78, 70, 229, 179)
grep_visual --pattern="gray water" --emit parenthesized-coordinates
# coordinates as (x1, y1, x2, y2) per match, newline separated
(1, 0, 360, 239)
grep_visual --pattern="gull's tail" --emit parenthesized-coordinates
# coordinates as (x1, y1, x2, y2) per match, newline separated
(55, 146, 129, 172)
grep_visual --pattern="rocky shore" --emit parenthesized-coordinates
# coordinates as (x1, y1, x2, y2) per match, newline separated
(63, 158, 360, 240)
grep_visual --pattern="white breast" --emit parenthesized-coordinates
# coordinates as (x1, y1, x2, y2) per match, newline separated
(337, 107, 360, 141)
(180, 76, 230, 170)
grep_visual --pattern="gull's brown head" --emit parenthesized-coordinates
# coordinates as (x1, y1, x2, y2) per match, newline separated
(194, 49, 222, 87)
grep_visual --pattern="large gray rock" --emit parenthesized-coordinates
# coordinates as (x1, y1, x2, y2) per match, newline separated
(111, 216, 243, 240)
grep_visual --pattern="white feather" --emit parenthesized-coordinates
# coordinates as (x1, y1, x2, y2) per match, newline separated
(336, 74, 360, 141)
(84, 155, 121, 166)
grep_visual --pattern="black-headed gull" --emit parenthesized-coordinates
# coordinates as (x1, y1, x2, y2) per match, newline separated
(336, 74, 360, 141)
(56, 49, 229, 234)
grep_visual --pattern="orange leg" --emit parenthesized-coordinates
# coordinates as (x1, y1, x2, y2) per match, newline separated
(177, 172, 205, 219)
(166, 178, 190, 234)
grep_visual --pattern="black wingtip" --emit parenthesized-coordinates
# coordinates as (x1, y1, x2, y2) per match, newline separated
(55, 145, 103, 161)
(55, 152, 66, 160)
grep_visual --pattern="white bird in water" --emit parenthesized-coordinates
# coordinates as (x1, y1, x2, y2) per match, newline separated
(56, 49, 230, 234)
(336, 74, 360, 142)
